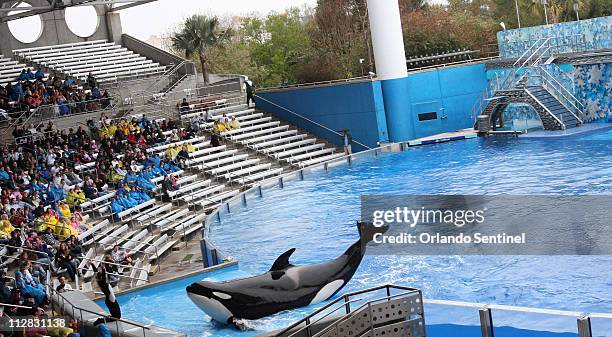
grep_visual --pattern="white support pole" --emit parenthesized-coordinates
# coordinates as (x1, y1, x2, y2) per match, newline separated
(366, 0, 408, 81)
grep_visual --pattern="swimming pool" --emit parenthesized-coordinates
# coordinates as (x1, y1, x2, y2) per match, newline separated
(114, 133, 612, 336)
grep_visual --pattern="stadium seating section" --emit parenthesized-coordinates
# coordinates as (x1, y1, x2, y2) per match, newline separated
(14, 40, 167, 84)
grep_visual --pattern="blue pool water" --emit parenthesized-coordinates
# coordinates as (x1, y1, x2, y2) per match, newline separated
(115, 134, 612, 336)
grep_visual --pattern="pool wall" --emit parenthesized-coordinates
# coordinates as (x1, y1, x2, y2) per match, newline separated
(257, 64, 488, 144)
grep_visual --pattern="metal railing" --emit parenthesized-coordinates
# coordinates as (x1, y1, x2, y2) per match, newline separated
(6, 96, 118, 131)
(469, 87, 492, 124)
(0, 244, 53, 267)
(497, 34, 587, 93)
(526, 67, 584, 123)
(276, 284, 423, 337)
(48, 285, 153, 337)
(145, 60, 197, 94)
(425, 298, 610, 337)
(77, 255, 150, 285)
(259, 76, 375, 92)
(93, 234, 162, 272)
(500, 34, 587, 59)
(254, 94, 372, 152)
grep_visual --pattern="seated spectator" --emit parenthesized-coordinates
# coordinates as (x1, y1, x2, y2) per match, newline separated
(86, 73, 97, 90)
(34, 69, 45, 80)
(66, 186, 85, 207)
(40, 227, 60, 250)
(15, 261, 48, 306)
(57, 200, 71, 220)
(211, 133, 222, 147)
(229, 116, 240, 130)
(65, 235, 83, 257)
(55, 276, 73, 293)
(56, 242, 77, 281)
(179, 98, 190, 114)
(0, 214, 15, 242)
(0, 270, 11, 302)
(213, 120, 226, 133)
(110, 245, 133, 266)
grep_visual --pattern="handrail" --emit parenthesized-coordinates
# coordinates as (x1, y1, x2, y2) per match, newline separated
(538, 72, 583, 123)
(78, 256, 150, 274)
(407, 56, 498, 73)
(0, 302, 32, 309)
(539, 66, 584, 110)
(8, 97, 118, 131)
(49, 285, 152, 335)
(284, 297, 366, 337)
(513, 38, 543, 67)
(277, 284, 419, 336)
(254, 94, 372, 151)
(524, 87, 566, 128)
(95, 233, 161, 272)
(146, 60, 197, 94)
(0, 244, 52, 266)
(258, 76, 374, 92)
(310, 290, 420, 337)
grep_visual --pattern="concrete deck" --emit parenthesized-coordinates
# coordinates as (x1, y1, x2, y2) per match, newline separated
(520, 123, 612, 138)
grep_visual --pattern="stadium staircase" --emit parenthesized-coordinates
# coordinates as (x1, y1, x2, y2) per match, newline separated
(268, 284, 425, 337)
(180, 98, 346, 170)
(478, 37, 585, 131)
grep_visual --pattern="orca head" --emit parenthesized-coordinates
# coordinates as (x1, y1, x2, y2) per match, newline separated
(186, 281, 236, 324)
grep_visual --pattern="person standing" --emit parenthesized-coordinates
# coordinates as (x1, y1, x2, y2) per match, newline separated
(341, 129, 352, 155)
(245, 80, 254, 107)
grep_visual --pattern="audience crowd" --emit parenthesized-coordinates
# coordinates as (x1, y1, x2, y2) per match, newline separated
(0, 70, 112, 124)
(0, 102, 201, 332)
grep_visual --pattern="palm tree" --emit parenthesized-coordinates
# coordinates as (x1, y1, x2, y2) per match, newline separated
(172, 15, 224, 84)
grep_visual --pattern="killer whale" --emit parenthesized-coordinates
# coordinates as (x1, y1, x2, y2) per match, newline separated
(186, 222, 385, 324)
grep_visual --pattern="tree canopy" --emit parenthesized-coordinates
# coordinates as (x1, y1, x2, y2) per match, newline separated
(174, 1, 610, 87)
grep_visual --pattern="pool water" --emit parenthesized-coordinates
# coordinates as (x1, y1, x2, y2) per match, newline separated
(115, 134, 612, 336)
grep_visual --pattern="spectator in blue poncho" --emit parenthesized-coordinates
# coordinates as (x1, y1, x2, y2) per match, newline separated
(96, 324, 111, 337)
(0, 168, 9, 182)
(34, 69, 45, 80)
(13, 82, 24, 99)
(110, 196, 123, 214)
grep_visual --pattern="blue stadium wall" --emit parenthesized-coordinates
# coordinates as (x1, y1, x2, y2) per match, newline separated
(257, 63, 489, 147)
(256, 80, 389, 151)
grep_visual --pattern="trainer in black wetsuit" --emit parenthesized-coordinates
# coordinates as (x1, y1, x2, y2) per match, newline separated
(90, 263, 121, 325)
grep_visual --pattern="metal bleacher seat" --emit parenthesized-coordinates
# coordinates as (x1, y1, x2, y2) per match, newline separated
(13, 40, 166, 83)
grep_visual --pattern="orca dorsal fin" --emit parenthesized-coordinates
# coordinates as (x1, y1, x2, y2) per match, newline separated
(270, 248, 296, 272)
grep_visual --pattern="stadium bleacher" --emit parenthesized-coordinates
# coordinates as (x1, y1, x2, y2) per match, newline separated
(0, 32, 348, 306)
(0, 54, 32, 86)
(13, 40, 167, 84)
(181, 100, 345, 168)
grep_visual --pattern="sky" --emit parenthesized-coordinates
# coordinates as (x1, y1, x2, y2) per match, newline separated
(119, 0, 318, 40)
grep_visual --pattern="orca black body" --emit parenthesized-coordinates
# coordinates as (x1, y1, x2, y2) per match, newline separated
(186, 222, 384, 324)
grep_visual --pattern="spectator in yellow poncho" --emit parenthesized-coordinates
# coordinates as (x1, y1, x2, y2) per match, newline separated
(108, 164, 127, 183)
(41, 208, 60, 228)
(229, 116, 240, 130)
(213, 120, 227, 133)
(0, 214, 14, 239)
(57, 201, 71, 220)
(165, 144, 181, 160)
(66, 186, 86, 207)
(54, 219, 78, 238)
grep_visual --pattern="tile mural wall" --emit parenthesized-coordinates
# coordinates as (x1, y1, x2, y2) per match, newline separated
(573, 62, 612, 123)
(497, 16, 612, 59)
